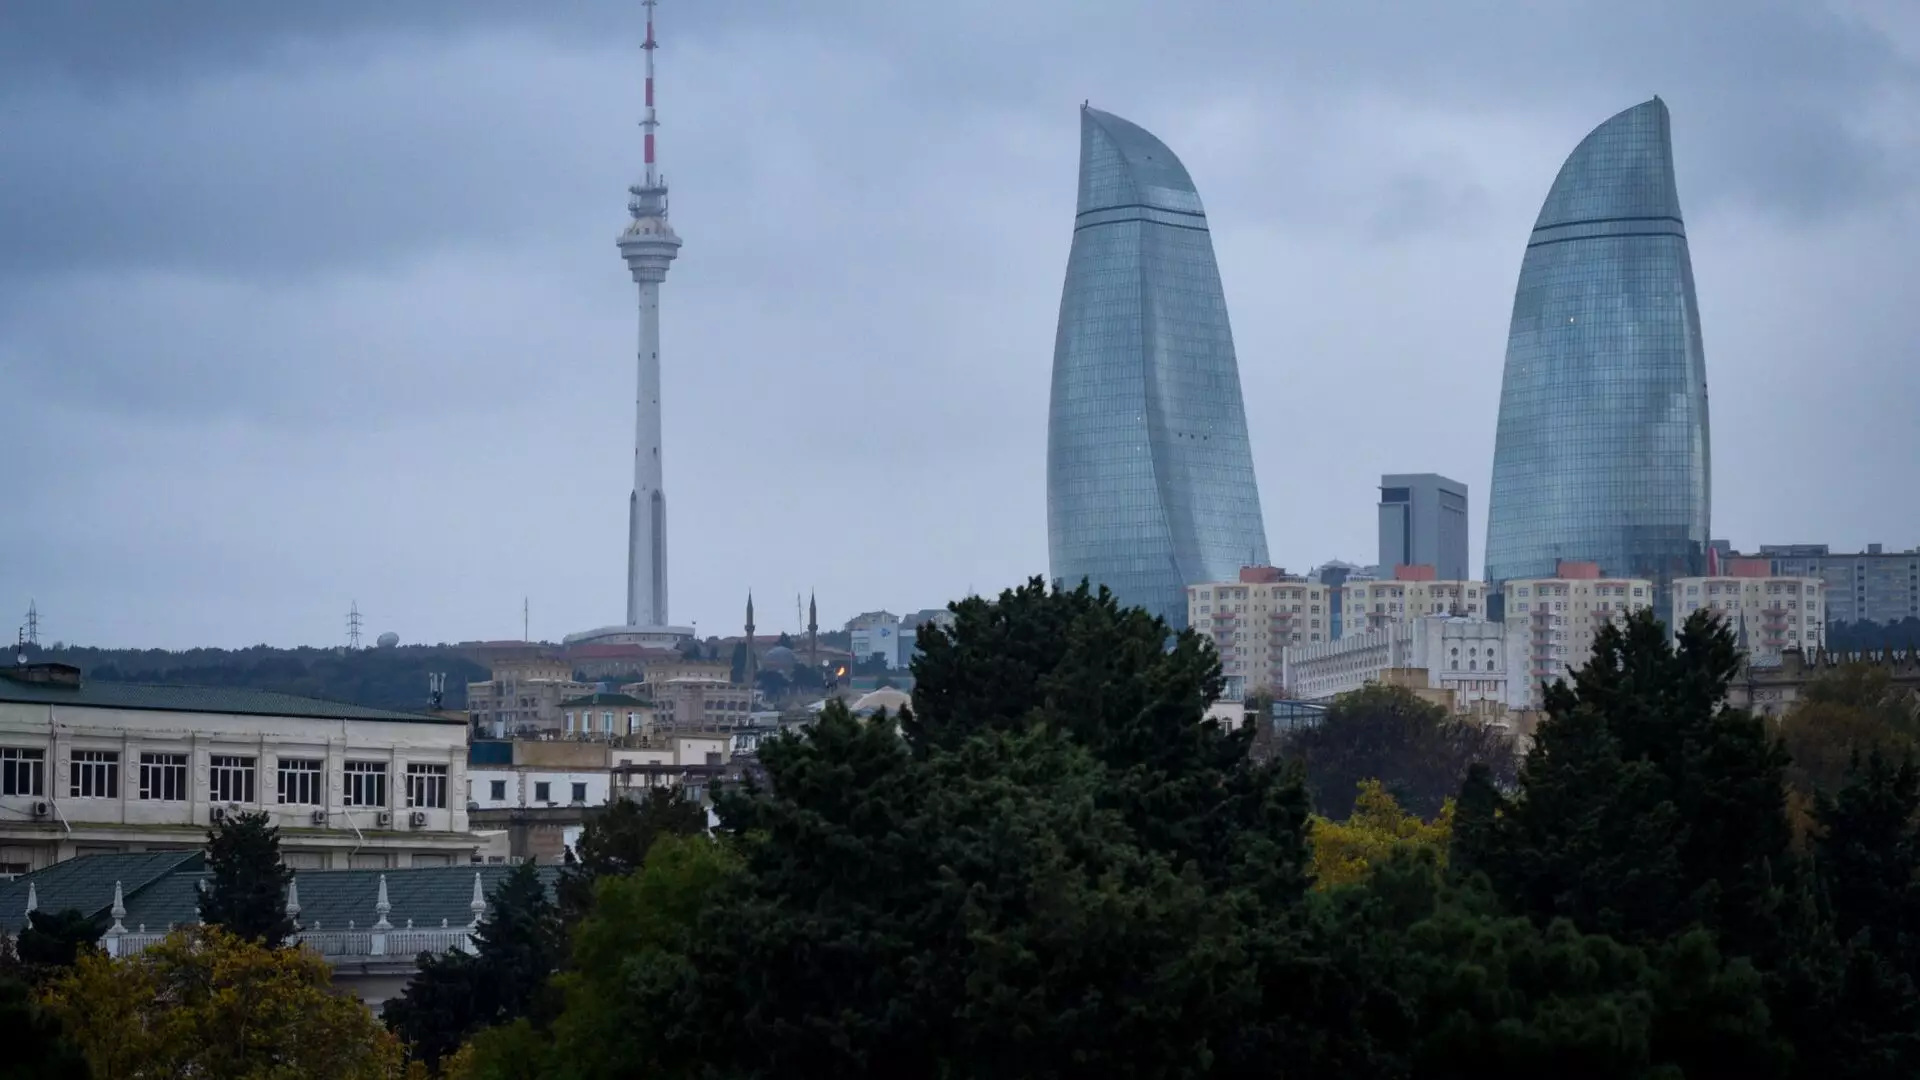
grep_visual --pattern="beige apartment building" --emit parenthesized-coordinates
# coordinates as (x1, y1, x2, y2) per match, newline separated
(1671, 560, 1825, 658)
(1501, 561, 1654, 704)
(467, 658, 591, 737)
(1340, 565, 1487, 638)
(1187, 567, 1332, 694)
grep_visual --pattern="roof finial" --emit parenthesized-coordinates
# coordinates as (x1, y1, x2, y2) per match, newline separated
(285, 877, 301, 926)
(469, 872, 487, 929)
(372, 874, 393, 932)
(108, 881, 127, 935)
(24, 881, 37, 917)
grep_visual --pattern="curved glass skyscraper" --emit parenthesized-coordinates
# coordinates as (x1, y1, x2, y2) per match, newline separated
(1047, 105, 1269, 630)
(1484, 97, 1710, 607)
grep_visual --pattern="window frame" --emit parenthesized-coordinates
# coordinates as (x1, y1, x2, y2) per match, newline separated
(70, 750, 120, 799)
(343, 760, 388, 808)
(138, 752, 190, 802)
(209, 755, 256, 804)
(1, 746, 46, 797)
(276, 758, 323, 806)
(405, 763, 448, 810)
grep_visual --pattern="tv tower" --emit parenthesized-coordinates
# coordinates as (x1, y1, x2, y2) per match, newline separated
(620, 0, 683, 629)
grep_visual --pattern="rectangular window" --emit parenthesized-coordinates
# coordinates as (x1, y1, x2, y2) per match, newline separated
(1, 748, 45, 797)
(405, 764, 447, 809)
(277, 759, 322, 805)
(535, 781, 552, 802)
(571, 782, 588, 803)
(490, 779, 506, 800)
(70, 751, 119, 799)
(343, 761, 387, 807)
(209, 756, 256, 803)
(138, 753, 189, 801)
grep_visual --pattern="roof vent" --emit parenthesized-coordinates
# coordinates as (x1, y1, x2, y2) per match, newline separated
(1, 663, 82, 688)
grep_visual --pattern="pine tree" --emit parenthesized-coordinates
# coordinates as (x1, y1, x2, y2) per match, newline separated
(555, 787, 707, 924)
(386, 861, 562, 1070)
(198, 810, 295, 945)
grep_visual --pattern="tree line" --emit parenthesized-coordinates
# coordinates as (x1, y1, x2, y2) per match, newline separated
(10, 577, 1920, 1077)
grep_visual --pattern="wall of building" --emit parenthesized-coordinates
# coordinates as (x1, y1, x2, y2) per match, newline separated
(0, 703, 473, 874)
(1757, 545, 1919, 626)
(1188, 574, 1332, 693)
(1671, 576, 1825, 657)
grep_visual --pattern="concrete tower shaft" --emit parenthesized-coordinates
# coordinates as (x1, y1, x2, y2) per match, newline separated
(620, 0, 682, 629)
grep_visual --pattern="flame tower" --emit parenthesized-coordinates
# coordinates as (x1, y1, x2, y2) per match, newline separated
(621, 0, 682, 629)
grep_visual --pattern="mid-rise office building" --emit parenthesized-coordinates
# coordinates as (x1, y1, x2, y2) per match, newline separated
(1671, 561, 1825, 658)
(1755, 544, 1919, 626)
(1047, 105, 1269, 630)
(1339, 565, 1487, 639)
(1484, 98, 1711, 617)
(1378, 475, 1469, 583)
(467, 658, 590, 738)
(1187, 568, 1332, 695)
(1500, 561, 1655, 704)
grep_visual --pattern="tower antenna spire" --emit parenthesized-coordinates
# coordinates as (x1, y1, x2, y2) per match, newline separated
(642, 0, 660, 190)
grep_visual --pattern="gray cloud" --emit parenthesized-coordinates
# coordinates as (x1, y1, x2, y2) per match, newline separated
(2, 0, 1918, 647)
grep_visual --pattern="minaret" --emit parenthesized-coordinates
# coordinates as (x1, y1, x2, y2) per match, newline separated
(621, 0, 683, 628)
(807, 592, 819, 668)
(743, 592, 757, 691)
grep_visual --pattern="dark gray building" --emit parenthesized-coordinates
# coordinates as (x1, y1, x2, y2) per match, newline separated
(1378, 474, 1469, 581)
(1758, 544, 1920, 626)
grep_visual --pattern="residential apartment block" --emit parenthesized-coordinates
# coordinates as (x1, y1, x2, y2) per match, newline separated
(1, 663, 476, 875)
(1500, 561, 1654, 704)
(1187, 567, 1332, 695)
(1671, 560, 1825, 658)
(466, 658, 590, 738)
(1339, 564, 1487, 638)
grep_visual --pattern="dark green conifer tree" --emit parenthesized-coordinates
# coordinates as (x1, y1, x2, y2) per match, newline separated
(198, 810, 295, 946)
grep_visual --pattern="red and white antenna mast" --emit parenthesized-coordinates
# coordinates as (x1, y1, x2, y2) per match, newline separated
(641, 0, 660, 190)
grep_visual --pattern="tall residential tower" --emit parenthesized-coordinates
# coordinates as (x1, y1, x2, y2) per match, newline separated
(1484, 98, 1710, 617)
(1046, 105, 1269, 630)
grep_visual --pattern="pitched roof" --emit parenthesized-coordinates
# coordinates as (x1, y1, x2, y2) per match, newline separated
(0, 674, 457, 724)
(0, 849, 203, 933)
(0, 854, 558, 936)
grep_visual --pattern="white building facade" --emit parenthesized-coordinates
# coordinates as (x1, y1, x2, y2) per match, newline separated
(0, 665, 476, 875)
(1282, 616, 1527, 716)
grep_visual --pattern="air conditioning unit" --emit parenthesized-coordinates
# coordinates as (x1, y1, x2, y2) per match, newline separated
(408, 811, 428, 829)
(210, 806, 228, 824)
(309, 810, 327, 826)
(375, 811, 393, 828)
(30, 801, 49, 818)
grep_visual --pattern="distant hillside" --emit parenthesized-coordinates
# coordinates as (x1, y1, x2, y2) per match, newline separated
(18, 643, 490, 714)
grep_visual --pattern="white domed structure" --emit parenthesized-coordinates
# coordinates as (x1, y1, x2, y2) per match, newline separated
(375, 632, 400, 649)
(849, 687, 912, 717)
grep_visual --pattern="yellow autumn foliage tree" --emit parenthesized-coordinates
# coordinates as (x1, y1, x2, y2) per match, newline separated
(37, 925, 415, 1080)
(1310, 779, 1453, 890)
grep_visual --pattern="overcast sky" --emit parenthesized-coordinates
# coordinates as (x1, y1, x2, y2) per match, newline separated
(3, 1, 1918, 649)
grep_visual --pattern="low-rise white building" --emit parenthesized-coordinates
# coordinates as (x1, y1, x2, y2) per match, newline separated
(0, 663, 477, 875)
(1282, 616, 1526, 718)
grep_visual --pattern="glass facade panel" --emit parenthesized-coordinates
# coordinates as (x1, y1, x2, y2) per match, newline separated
(1047, 106, 1269, 630)
(1484, 97, 1710, 617)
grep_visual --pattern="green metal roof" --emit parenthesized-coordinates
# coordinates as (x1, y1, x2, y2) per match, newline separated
(0, 674, 458, 724)
(0, 850, 203, 934)
(1, 854, 557, 936)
